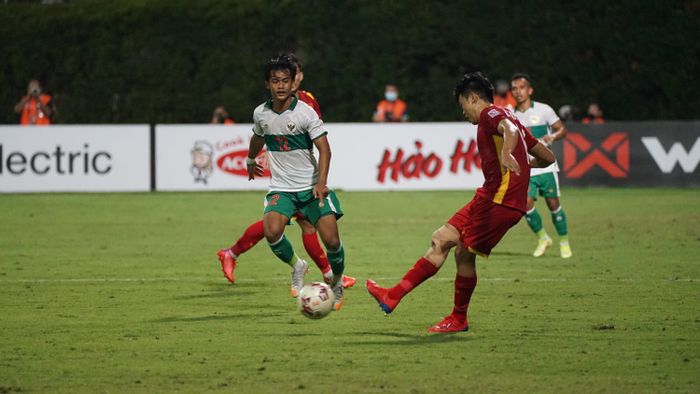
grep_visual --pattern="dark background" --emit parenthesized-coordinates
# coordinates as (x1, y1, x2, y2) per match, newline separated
(1, 0, 698, 124)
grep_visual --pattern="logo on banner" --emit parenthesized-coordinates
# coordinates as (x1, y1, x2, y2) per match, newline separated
(191, 141, 214, 184)
(563, 132, 629, 178)
(376, 139, 481, 183)
(641, 137, 700, 173)
(216, 149, 271, 178)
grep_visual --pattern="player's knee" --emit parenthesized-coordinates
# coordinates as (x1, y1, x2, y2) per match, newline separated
(322, 236, 341, 251)
(430, 228, 453, 256)
(264, 225, 285, 243)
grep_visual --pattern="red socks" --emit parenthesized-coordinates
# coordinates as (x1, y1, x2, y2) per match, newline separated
(231, 220, 265, 257)
(302, 233, 331, 274)
(452, 275, 477, 322)
(388, 257, 439, 300)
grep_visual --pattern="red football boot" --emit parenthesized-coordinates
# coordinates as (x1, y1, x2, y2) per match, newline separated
(366, 279, 399, 314)
(342, 275, 356, 289)
(217, 249, 237, 284)
(427, 314, 469, 333)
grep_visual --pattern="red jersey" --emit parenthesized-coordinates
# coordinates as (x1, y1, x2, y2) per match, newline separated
(297, 90, 322, 119)
(475, 105, 538, 213)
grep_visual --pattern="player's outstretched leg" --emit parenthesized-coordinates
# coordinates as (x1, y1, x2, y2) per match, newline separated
(217, 220, 265, 284)
(299, 223, 356, 288)
(327, 242, 346, 311)
(315, 214, 346, 311)
(366, 257, 439, 314)
(550, 206, 572, 258)
(428, 247, 476, 333)
(526, 207, 552, 257)
(269, 234, 308, 297)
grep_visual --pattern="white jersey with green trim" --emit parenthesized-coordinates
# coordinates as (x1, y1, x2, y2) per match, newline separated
(513, 101, 560, 176)
(253, 96, 328, 192)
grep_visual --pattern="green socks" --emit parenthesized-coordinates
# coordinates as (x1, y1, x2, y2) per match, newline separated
(525, 208, 544, 233)
(326, 242, 345, 276)
(551, 207, 568, 236)
(268, 235, 298, 266)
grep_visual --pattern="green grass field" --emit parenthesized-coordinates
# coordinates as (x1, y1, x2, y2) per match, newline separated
(1, 189, 698, 393)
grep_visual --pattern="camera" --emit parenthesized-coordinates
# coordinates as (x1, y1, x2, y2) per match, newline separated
(31, 88, 40, 97)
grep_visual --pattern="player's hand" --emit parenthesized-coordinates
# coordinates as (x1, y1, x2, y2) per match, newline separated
(246, 160, 264, 180)
(542, 135, 554, 145)
(312, 184, 329, 202)
(501, 153, 521, 176)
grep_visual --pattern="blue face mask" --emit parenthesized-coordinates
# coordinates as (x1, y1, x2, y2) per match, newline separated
(385, 91, 398, 101)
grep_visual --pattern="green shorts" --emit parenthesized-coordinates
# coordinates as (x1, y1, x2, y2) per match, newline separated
(263, 189, 343, 226)
(528, 172, 561, 200)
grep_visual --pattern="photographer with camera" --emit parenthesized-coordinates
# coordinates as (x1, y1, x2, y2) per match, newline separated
(14, 79, 54, 125)
(372, 84, 409, 122)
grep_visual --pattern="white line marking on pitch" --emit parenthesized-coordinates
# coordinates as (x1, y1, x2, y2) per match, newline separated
(0, 277, 695, 284)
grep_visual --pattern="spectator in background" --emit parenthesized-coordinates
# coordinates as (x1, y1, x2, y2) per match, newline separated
(211, 106, 235, 124)
(373, 84, 408, 122)
(581, 102, 605, 124)
(14, 79, 54, 125)
(558, 104, 580, 122)
(493, 79, 516, 109)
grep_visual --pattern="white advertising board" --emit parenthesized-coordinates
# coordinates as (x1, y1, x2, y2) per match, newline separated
(155, 123, 484, 191)
(0, 125, 150, 193)
(155, 124, 272, 191)
(330, 122, 484, 190)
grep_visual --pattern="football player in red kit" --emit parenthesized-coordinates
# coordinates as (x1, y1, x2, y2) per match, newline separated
(366, 72, 555, 332)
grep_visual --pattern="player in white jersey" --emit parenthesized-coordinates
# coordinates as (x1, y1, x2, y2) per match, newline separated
(246, 55, 347, 309)
(511, 73, 572, 258)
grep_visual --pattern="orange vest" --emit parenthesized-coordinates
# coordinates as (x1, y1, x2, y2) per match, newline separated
(20, 94, 52, 125)
(375, 99, 407, 122)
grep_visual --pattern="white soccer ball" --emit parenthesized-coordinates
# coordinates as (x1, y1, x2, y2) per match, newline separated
(297, 282, 335, 319)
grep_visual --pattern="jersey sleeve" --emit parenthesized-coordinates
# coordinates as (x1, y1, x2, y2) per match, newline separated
(543, 104, 561, 126)
(252, 109, 264, 136)
(484, 107, 507, 135)
(303, 106, 327, 140)
(301, 91, 323, 119)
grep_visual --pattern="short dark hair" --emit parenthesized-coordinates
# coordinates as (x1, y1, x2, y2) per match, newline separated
(511, 72, 532, 86)
(264, 55, 297, 81)
(454, 72, 494, 103)
(284, 52, 302, 71)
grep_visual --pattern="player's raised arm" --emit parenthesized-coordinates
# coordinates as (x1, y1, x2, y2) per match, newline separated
(528, 142, 556, 168)
(312, 134, 331, 200)
(246, 134, 266, 180)
(496, 118, 523, 176)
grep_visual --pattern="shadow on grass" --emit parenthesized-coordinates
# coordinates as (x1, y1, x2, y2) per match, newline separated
(347, 331, 474, 345)
(172, 289, 256, 300)
(151, 313, 266, 323)
(490, 251, 533, 257)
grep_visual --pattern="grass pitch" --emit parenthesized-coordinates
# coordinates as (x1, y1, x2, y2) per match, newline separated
(1, 189, 698, 393)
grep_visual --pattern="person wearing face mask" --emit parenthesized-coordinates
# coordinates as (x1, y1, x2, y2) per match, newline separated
(210, 106, 235, 124)
(14, 79, 54, 125)
(373, 84, 409, 122)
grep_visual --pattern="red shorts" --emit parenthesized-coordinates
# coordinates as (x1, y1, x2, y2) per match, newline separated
(447, 196, 523, 257)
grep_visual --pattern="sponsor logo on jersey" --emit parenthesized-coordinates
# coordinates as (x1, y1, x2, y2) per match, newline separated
(487, 108, 500, 118)
(563, 132, 629, 178)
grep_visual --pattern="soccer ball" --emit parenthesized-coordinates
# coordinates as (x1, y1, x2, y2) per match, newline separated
(297, 282, 335, 319)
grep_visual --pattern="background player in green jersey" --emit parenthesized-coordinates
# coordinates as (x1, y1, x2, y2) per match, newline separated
(511, 73, 572, 258)
(246, 55, 347, 310)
